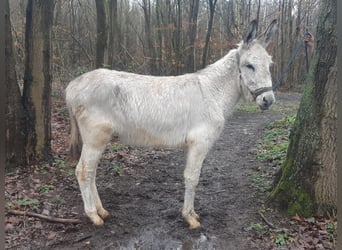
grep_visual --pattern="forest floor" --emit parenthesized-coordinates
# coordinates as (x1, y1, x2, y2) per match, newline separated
(5, 91, 336, 250)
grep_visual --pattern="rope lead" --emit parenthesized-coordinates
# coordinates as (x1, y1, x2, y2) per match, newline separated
(273, 31, 310, 91)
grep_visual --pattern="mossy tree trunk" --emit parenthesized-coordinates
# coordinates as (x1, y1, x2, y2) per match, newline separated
(5, 0, 27, 169)
(22, 0, 54, 162)
(271, 0, 336, 217)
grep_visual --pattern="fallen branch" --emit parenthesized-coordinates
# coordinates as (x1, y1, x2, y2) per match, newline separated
(7, 209, 82, 224)
(258, 211, 291, 234)
(258, 211, 276, 229)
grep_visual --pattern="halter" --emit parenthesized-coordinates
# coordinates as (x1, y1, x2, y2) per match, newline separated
(236, 51, 273, 100)
(250, 86, 273, 100)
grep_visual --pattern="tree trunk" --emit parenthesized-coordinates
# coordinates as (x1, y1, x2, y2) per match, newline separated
(155, 0, 164, 73)
(187, 0, 200, 72)
(271, 0, 337, 217)
(202, 0, 217, 68)
(142, 0, 157, 75)
(280, 0, 286, 88)
(95, 0, 107, 68)
(256, 0, 261, 32)
(107, 0, 121, 69)
(175, 0, 182, 74)
(22, 0, 54, 162)
(5, 0, 27, 169)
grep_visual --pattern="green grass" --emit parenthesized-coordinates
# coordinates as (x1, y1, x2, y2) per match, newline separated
(55, 157, 75, 176)
(8, 198, 40, 210)
(111, 144, 124, 151)
(111, 165, 124, 173)
(271, 101, 300, 114)
(257, 114, 296, 166)
(250, 172, 272, 193)
(49, 197, 66, 205)
(238, 103, 259, 112)
(250, 222, 264, 232)
(39, 184, 55, 193)
(238, 100, 300, 114)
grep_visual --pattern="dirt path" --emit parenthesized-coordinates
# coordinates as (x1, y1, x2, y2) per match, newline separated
(5, 92, 301, 250)
(48, 93, 299, 250)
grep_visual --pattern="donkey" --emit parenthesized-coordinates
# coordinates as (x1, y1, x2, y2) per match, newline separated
(65, 19, 277, 229)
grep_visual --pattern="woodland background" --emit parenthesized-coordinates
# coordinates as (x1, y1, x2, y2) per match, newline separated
(9, 0, 319, 91)
(5, 0, 337, 248)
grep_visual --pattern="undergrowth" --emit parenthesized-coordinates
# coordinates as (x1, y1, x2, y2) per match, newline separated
(257, 114, 296, 166)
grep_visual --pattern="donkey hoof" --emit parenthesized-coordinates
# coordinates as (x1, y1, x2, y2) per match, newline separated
(98, 208, 110, 219)
(192, 211, 200, 221)
(93, 216, 104, 226)
(86, 211, 104, 226)
(188, 218, 201, 229)
(182, 211, 201, 229)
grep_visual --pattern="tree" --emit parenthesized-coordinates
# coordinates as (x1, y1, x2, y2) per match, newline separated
(5, 0, 27, 169)
(187, 0, 200, 72)
(95, 0, 107, 68)
(271, 0, 336, 217)
(107, 0, 122, 69)
(202, 0, 218, 68)
(141, 0, 158, 75)
(22, 0, 54, 162)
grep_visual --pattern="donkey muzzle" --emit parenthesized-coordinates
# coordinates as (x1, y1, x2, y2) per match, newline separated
(256, 90, 275, 110)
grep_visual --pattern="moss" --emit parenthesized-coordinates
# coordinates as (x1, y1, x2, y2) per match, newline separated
(286, 186, 313, 217)
(271, 156, 314, 217)
(272, 180, 313, 216)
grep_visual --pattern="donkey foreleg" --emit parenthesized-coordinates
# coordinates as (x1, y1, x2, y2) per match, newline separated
(182, 140, 210, 229)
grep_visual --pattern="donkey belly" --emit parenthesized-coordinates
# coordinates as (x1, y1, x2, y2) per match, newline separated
(111, 102, 192, 147)
(117, 128, 185, 147)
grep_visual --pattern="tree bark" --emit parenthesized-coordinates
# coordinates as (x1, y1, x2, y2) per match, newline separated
(187, 0, 200, 72)
(107, 0, 121, 69)
(22, 0, 54, 162)
(5, 0, 27, 169)
(256, 0, 261, 32)
(142, 0, 157, 75)
(202, 0, 218, 68)
(175, 0, 182, 74)
(95, 0, 107, 69)
(271, 0, 337, 217)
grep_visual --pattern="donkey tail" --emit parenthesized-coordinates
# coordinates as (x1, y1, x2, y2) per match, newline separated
(69, 109, 82, 160)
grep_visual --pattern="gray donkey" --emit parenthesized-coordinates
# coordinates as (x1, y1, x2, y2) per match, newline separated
(65, 19, 277, 229)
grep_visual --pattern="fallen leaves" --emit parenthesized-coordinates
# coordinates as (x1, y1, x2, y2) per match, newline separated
(249, 212, 337, 249)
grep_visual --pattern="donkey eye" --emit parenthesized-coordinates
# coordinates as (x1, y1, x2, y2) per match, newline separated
(246, 64, 255, 71)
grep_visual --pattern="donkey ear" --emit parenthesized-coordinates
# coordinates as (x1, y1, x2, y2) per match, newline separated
(260, 19, 277, 47)
(244, 20, 258, 45)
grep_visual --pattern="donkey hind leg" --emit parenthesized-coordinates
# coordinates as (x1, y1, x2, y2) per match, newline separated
(182, 138, 210, 229)
(76, 120, 113, 225)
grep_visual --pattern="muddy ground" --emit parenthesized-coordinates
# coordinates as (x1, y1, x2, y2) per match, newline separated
(6, 92, 306, 249)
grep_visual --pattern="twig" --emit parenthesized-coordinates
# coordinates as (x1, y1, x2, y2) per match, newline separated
(7, 209, 82, 224)
(258, 211, 276, 229)
(74, 234, 92, 243)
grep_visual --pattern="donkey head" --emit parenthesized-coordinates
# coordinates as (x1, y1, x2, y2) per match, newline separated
(237, 19, 277, 110)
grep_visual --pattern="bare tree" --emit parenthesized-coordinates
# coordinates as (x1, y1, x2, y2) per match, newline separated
(107, 0, 122, 69)
(5, 0, 27, 169)
(187, 0, 200, 72)
(95, 0, 107, 68)
(22, 0, 54, 162)
(202, 0, 218, 68)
